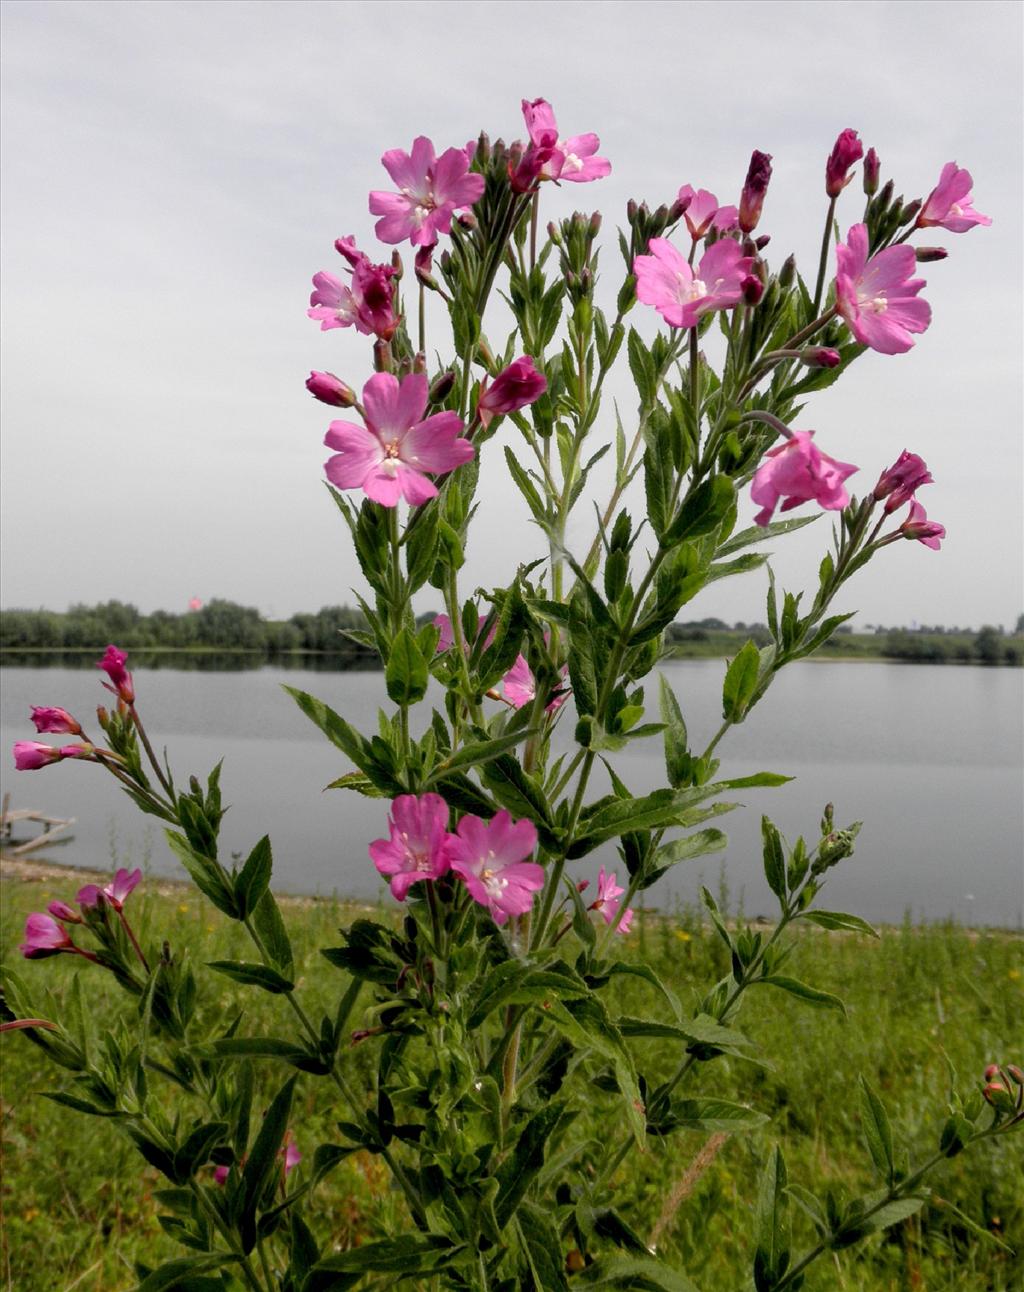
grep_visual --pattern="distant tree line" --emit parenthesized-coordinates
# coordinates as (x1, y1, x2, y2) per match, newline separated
(0, 600, 373, 656)
(882, 626, 1021, 666)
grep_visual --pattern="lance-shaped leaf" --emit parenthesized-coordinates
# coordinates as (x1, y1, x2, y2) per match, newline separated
(234, 835, 272, 920)
(758, 976, 847, 1016)
(859, 1078, 895, 1184)
(799, 910, 879, 938)
(573, 1253, 700, 1290)
(761, 817, 786, 900)
(305, 1235, 462, 1280)
(495, 1101, 569, 1227)
(656, 1098, 768, 1134)
(663, 475, 735, 548)
(238, 1074, 297, 1252)
(658, 673, 690, 788)
(207, 961, 294, 995)
(753, 1146, 790, 1292)
(722, 640, 761, 722)
(385, 627, 428, 706)
(517, 1202, 570, 1291)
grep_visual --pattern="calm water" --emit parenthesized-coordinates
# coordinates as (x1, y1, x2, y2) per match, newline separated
(2, 660, 1022, 927)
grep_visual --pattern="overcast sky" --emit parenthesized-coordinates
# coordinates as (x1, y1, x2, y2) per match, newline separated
(1, 0, 1021, 630)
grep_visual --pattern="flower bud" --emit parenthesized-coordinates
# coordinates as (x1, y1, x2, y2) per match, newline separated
(653, 203, 669, 225)
(373, 339, 393, 373)
(47, 900, 82, 924)
(475, 130, 490, 163)
(984, 1064, 1001, 1081)
(778, 254, 797, 287)
(755, 234, 771, 250)
(390, 250, 403, 280)
(429, 370, 456, 404)
(576, 879, 591, 894)
(899, 198, 922, 225)
(1007, 1065, 1024, 1086)
(742, 237, 758, 257)
(983, 1081, 1009, 1103)
(334, 235, 363, 267)
(589, 211, 602, 237)
(306, 370, 355, 407)
(30, 706, 82, 736)
(456, 210, 477, 231)
(412, 352, 427, 375)
(739, 150, 773, 233)
(915, 246, 948, 262)
(741, 274, 764, 306)
(96, 705, 109, 728)
(626, 198, 639, 222)
(825, 128, 864, 198)
(877, 179, 894, 208)
(874, 449, 933, 511)
(863, 147, 880, 196)
(801, 347, 841, 369)
(547, 220, 562, 246)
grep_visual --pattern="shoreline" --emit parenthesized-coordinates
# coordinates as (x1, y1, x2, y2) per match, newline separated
(3, 851, 1019, 936)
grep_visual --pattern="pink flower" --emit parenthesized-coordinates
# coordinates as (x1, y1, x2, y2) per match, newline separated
(369, 137, 485, 247)
(873, 450, 933, 512)
(306, 371, 356, 408)
(97, 645, 134, 704)
(307, 256, 398, 339)
(593, 867, 634, 935)
(899, 499, 945, 550)
(634, 237, 754, 330)
(188, 597, 203, 612)
(369, 793, 453, 901)
(449, 810, 543, 925)
(432, 613, 493, 654)
(739, 150, 772, 233)
(47, 900, 82, 923)
(801, 346, 841, 369)
(213, 1165, 230, 1186)
(835, 223, 931, 355)
(477, 357, 547, 427)
(825, 129, 864, 198)
(521, 98, 611, 184)
(282, 1132, 301, 1175)
(502, 653, 568, 713)
(20, 912, 74, 958)
(77, 867, 142, 912)
(324, 373, 474, 508)
(750, 430, 858, 526)
(675, 188, 739, 240)
(14, 741, 69, 770)
(29, 706, 81, 735)
(917, 162, 991, 234)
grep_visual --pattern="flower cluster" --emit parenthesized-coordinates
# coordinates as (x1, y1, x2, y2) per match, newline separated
(19, 867, 141, 962)
(369, 793, 632, 932)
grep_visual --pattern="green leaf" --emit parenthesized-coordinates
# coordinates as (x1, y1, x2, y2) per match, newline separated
(602, 962, 681, 1019)
(234, 836, 272, 920)
(759, 976, 847, 1016)
(715, 771, 792, 789)
(573, 1253, 700, 1290)
(661, 1098, 768, 1133)
(716, 513, 820, 557)
(800, 910, 879, 938)
(165, 832, 238, 918)
(722, 640, 761, 722)
(385, 627, 428, 706)
(859, 1079, 895, 1183)
(517, 1202, 570, 1290)
(652, 829, 727, 871)
(495, 1102, 568, 1228)
(467, 962, 588, 1029)
(761, 817, 786, 900)
(658, 674, 690, 788)
(664, 475, 735, 547)
(852, 1195, 926, 1237)
(206, 961, 294, 995)
(137, 1255, 233, 1292)
(427, 728, 539, 783)
(753, 1147, 790, 1292)
(173, 1122, 229, 1182)
(250, 890, 294, 976)
(239, 1074, 297, 1252)
(546, 997, 645, 1147)
(196, 1037, 310, 1063)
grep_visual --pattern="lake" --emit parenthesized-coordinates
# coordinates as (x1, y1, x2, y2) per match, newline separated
(2, 659, 1022, 927)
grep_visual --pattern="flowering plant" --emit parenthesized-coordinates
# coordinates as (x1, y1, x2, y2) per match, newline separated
(4, 102, 1017, 1292)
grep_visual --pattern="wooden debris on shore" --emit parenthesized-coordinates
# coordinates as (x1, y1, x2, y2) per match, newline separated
(0, 793, 75, 857)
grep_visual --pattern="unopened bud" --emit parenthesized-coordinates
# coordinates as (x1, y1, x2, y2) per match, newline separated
(755, 234, 771, 250)
(899, 198, 922, 225)
(985, 1064, 1001, 1081)
(863, 147, 880, 196)
(741, 274, 764, 306)
(653, 203, 669, 225)
(877, 179, 894, 208)
(429, 370, 456, 404)
(565, 269, 578, 289)
(456, 210, 477, 231)
(801, 347, 841, 369)
(412, 352, 427, 375)
(390, 250, 403, 280)
(739, 149, 773, 233)
(476, 338, 495, 367)
(396, 355, 412, 378)
(589, 211, 602, 237)
(96, 705, 109, 727)
(507, 141, 524, 169)
(915, 246, 948, 263)
(547, 220, 562, 245)
(306, 370, 356, 407)
(576, 879, 590, 894)
(491, 138, 506, 167)
(673, 191, 692, 216)
(439, 250, 452, 274)
(742, 237, 757, 257)
(373, 339, 393, 373)
(983, 1081, 1009, 1103)
(778, 254, 797, 287)
(626, 198, 639, 222)
(579, 267, 593, 292)
(475, 130, 490, 163)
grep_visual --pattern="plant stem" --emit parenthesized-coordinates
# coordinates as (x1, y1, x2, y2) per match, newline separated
(117, 909, 150, 972)
(128, 705, 174, 798)
(812, 195, 838, 314)
(418, 280, 426, 355)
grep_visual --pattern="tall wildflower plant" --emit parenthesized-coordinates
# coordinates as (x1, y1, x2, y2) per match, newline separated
(5, 105, 1017, 1291)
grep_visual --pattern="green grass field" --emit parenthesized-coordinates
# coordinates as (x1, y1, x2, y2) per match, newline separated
(1, 870, 1021, 1292)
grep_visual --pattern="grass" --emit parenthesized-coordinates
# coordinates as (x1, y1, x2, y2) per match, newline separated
(1, 867, 1021, 1292)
